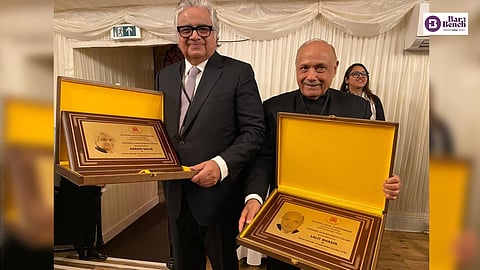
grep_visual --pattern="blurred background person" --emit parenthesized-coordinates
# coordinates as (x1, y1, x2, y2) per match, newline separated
(340, 63, 385, 120)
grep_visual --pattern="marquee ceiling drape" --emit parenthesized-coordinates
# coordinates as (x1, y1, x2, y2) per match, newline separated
(54, 0, 420, 41)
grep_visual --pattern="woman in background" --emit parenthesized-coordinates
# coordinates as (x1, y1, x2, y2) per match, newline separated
(340, 63, 385, 120)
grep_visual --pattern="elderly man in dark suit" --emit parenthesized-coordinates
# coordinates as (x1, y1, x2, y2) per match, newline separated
(155, 0, 264, 269)
(238, 39, 401, 270)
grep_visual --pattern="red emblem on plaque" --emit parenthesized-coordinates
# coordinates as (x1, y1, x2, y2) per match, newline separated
(130, 126, 142, 134)
(327, 216, 340, 225)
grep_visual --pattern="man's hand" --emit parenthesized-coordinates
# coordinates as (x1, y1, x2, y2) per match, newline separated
(238, 199, 261, 232)
(190, 160, 221, 188)
(383, 174, 401, 200)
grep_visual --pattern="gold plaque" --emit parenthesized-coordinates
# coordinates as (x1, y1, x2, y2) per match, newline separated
(61, 111, 182, 175)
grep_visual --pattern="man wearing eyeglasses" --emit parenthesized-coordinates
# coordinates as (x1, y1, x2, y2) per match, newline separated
(238, 39, 401, 270)
(155, 0, 265, 269)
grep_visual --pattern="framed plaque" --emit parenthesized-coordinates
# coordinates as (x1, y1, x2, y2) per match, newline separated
(239, 192, 382, 270)
(61, 111, 182, 175)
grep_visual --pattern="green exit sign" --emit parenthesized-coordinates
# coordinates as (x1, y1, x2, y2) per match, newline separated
(111, 24, 141, 40)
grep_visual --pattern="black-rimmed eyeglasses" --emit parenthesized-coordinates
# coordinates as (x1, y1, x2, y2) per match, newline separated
(350, 71, 369, 78)
(177, 25, 214, 38)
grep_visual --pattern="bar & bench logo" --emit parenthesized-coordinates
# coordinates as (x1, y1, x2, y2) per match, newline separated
(423, 13, 468, 35)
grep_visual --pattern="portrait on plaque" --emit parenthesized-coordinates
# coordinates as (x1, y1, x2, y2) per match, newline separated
(276, 211, 304, 234)
(92, 132, 116, 154)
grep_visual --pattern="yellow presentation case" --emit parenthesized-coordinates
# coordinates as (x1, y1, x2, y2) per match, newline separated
(238, 112, 399, 270)
(3, 98, 54, 245)
(430, 157, 470, 270)
(55, 76, 195, 186)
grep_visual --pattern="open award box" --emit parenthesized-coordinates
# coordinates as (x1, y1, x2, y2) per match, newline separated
(238, 112, 399, 270)
(55, 76, 196, 186)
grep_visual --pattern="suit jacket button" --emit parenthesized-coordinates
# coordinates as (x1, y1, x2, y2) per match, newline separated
(179, 140, 185, 145)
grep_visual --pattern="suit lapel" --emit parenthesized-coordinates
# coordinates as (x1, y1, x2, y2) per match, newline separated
(183, 52, 223, 133)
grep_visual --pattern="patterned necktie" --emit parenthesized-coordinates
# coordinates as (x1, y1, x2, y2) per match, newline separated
(179, 66, 201, 133)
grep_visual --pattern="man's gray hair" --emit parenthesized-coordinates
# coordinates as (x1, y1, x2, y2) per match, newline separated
(175, 0, 220, 43)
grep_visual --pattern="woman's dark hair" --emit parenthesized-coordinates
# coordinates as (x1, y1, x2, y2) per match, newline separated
(340, 63, 375, 100)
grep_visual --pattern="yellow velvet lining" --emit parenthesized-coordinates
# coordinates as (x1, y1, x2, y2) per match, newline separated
(4, 98, 53, 147)
(276, 113, 397, 216)
(57, 77, 164, 164)
(430, 157, 470, 270)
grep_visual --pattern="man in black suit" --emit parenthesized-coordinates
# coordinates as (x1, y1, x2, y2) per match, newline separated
(155, 1, 264, 269)
(238, 39, 401, 270)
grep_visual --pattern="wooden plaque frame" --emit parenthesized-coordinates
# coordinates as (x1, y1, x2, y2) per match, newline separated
(239, 192, 382, 270)
(61, 111, 182, 175)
